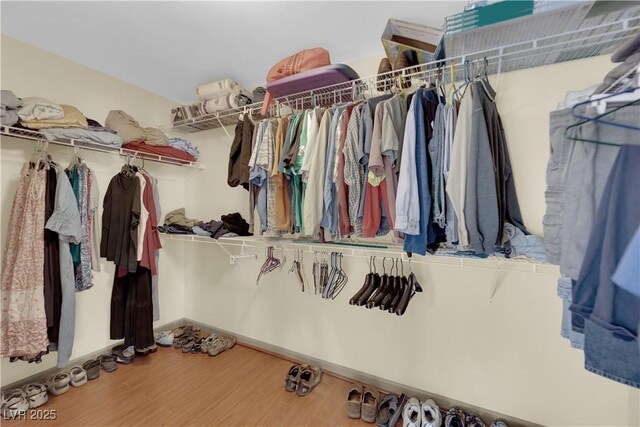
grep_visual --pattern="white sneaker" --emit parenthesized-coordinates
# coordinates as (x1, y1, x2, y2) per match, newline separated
(421, 399, 442, 427)
(403, 397, 422, 427)
(1, 388, 28, 419)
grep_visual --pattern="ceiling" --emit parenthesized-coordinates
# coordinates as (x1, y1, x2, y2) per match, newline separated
(1, 1, 465, 104)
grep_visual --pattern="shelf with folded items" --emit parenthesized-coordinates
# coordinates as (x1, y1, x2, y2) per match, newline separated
(166, 14, 637, 131)
(170, 102, 264, 133)
(0, 125, 205, 169)
(159, 233, 559, 275)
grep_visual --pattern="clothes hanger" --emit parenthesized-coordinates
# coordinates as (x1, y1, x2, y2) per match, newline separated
(349, 256, 375, 305)
(565, 98, 640, 147)
(256, 246, 281, 285)
(571, 87, 640, 131)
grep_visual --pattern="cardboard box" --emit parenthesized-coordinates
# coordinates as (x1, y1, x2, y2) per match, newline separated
(381, 19, 444, 65)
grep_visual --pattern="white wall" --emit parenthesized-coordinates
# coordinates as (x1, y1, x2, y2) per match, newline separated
(182, 54, 640, 426)
(0, 36, 186, 385)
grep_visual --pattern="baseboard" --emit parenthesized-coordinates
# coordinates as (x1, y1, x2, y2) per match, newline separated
(182, 318, 539, 427)
(1, 318, 185, 391)
(4, 317, 538, 427)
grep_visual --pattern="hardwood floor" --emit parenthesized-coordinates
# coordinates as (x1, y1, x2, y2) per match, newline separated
(4, 344, 372, 426)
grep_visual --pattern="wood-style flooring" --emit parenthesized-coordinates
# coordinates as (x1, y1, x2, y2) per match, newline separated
(4, 344, 372, 426)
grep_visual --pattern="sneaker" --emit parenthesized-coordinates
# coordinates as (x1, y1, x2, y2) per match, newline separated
(155, 330, 174, 347)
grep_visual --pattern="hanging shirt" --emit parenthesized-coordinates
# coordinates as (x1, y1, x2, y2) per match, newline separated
(343, 103, 364, 236)
(337, 104, 356, 237)
(136, 173, 149, 261)
(321, 106, 345, 234)
(303, 109, 333, 237)
(446, 88, 473, 247)
(273, 117, 291, 231)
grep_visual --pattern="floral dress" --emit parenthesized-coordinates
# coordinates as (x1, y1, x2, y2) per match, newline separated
(1, 162, 49, 358)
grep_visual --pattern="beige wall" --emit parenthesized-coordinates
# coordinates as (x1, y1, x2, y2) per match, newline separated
(181, 54, 640, 427)
(0, 36, 187, 385)
(1, 35, 639, 427)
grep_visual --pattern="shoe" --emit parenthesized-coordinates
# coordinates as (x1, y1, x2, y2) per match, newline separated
(444, 406, 466, 427)
(155, 331, 174, 347)
(403, 397, 421, 427)
(377, 393, 405, 427)
(361, 388, 379, 423)
(346, 384, 363, 419)
(22, 384, 48, 409)
(421, 399, 441, 427)
(1, 388, 28, 419)
(285, 364, 307, 392)
(490, 420, 509, 427)
(82, 360, 101, 380)
(96, 354, 118, 373)
(135, 346, 151, 355)
(295, 366, 323, 397)
(147, 343, 158, 353)
(112, 345, 135, 364)
(200, 334, 220, 353)
(207, 335, 236, 357)
(68, 366, 87, 387)
(466, 413, 486, 427)
(44, 372, 71, 395)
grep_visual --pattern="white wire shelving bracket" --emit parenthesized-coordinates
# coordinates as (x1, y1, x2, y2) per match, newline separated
(0, 126, 205, 169)
(159, 233, 560, 275)
(168, 14, 638, 133)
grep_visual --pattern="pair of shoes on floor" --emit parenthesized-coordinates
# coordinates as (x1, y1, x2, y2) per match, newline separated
(135, 343, 158, 355)
(42, 367, 84, 396)
(346, 384, 386, 424)
(1, 388, 29, 419)
(155, 330, 174, 347)
(285, 364, 322, 397)
(441, 406, 487, 427)
(111, 345, 135, 364)
(403, 397, 442, 427)
(202, 334, 236, 356)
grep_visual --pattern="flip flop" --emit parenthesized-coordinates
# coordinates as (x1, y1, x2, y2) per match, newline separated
(295, 366, 323, 397)
(96, 354, 118, 373)
(22, 383, 48, 409)
(82, 359, 101, 380)
(68, 366, 87, 387)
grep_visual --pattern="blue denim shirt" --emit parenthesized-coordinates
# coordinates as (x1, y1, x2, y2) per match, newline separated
(321, 105, 345, 233)
(404, 89, 435, 255)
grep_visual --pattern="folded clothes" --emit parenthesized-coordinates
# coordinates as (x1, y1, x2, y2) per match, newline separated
(164, 208, 200, 228)
(40, 127, 123, 147)
(123, 140, 196, 163)
(196, 79, 252, 102)
(1, 105, 19, 126)
(168, 137, 199, 159)
(503, 223, 547, 262)
(221, 212, 252, 236)
(158, 225, 194, 235)
(201, 94, 251, 114)
(20, 104, 88, 129)
(252, 87, 266, 103)
(106, 110, 168, 145)
(191, 226, 212, 237)
(1, 90, 22, 110)
(17, 96, 64, 121)
(198, 220, 229, 239)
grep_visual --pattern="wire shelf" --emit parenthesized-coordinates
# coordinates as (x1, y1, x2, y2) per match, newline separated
(170, 102, 265, 133)
(168, 11, 638, 132)
(0, 126, 205, 169)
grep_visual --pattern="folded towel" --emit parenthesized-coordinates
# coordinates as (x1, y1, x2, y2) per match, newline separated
(20, 104, 88, 129)
(196, 79, 252, 102)
(1, 105, 19, 126)
(106, 110, 168, 146)
(17, 96, 64, 121)
(1, 90, 22, 110)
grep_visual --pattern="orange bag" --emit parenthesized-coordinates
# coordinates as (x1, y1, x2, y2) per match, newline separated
(261, 48, 331, 116)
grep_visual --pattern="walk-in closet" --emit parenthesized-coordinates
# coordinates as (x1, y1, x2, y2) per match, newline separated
(1, 1, 639, 426)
